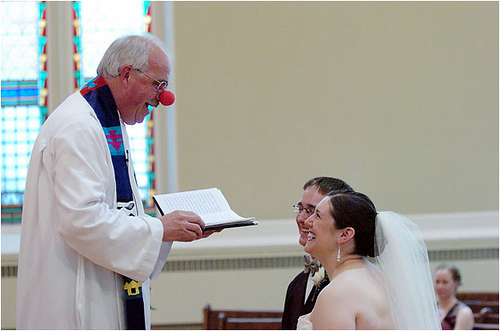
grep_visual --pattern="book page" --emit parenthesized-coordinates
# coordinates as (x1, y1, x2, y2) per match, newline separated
(154, 188, 230, 215)
(200, 210, 252, 225)
(153, 188, 257, 230)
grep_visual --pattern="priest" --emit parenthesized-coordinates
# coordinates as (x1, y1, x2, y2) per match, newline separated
(16, 34, 215, 329)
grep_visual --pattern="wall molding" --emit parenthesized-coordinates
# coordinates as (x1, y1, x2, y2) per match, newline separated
(3, 211, 498, 273)
(2, 247, 498, 278)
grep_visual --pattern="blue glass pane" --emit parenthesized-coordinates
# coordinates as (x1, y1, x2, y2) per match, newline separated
(1, 80, 39, 106)
(1, 2, 41, 208)
(1, 104, 41, 205)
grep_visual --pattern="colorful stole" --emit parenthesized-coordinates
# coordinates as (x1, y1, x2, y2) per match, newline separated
(81, 76, 146, 330)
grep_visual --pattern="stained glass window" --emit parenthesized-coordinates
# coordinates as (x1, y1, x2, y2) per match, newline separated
(1, 1, 156, 214)
(1, 1, 45, 207)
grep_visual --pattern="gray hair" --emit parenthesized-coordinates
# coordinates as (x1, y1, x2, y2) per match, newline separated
(97, 34, 169, 77)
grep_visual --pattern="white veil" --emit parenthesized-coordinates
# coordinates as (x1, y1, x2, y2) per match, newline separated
(374, 211, 441, 329)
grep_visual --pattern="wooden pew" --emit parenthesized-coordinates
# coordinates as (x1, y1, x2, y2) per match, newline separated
(473, 323, 500, 330)
(203, 304, 283, 330)
(457, 293, 499, 302)
(202, 293, 500, 330)
(219, 316, 282, 330)
(456, 292, 499, 330)
(468, 302, 500, 314)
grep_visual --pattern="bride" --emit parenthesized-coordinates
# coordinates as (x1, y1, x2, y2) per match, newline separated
(297, 191, 441, 330)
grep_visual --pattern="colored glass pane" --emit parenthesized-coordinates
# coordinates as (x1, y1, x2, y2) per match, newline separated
(1, 1, 42, 206)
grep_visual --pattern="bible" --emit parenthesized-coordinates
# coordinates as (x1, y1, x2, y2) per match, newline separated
(153, 188, 258, 231)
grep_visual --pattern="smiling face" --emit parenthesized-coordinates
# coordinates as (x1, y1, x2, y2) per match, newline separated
(434, 268, 459, 299)
(295, 187, 327, 247)
(117, 46, 170, 125)
(304, 196, 338, 260)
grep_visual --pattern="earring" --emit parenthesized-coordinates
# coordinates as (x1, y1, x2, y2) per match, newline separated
(336, 247, 341, 261)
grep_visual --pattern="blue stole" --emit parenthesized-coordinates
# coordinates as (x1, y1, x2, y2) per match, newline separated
(81, 76, 146, 329)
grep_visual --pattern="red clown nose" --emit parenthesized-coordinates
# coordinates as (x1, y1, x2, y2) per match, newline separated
(159, 91, 175, 106)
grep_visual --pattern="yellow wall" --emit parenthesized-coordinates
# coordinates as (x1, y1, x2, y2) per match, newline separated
(170, 1, 498, 219)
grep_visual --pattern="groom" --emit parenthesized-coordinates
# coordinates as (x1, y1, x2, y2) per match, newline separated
(281, 177, 353, 330)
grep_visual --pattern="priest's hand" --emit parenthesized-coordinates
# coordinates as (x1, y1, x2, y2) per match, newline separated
(160, 210, 208, 242)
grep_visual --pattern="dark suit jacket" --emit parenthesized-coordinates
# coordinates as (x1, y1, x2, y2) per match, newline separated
(281, 271, 329, 330)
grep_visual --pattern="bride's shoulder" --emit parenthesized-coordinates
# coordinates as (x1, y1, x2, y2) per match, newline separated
(320, 268, 376, 301)
(318, 274, 357, 300)
(311, 276, 358, 329)
(332, 266, 369, 286)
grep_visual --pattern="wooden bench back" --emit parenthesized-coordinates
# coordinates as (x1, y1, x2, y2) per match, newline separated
(455, 292, 499, 330)
(203, 304, 282, 330)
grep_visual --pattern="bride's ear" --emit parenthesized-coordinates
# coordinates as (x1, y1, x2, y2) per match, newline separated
(338, 227, 355, 244)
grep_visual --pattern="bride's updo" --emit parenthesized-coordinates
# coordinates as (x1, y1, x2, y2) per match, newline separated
(328, 191, 378, 257)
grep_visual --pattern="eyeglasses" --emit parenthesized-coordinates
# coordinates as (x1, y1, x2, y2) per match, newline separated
(135, 68, 168, 91)
(293, 204, 314, 216)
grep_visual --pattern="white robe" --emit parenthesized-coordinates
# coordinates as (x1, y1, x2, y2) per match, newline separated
(16, 92, 172, 329)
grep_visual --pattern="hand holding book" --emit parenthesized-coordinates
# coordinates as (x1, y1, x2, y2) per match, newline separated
(153, 188, 258, 231)
(158, 209, 206, 241)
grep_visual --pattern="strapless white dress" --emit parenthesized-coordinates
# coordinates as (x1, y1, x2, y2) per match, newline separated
(297, 314, 313, 330)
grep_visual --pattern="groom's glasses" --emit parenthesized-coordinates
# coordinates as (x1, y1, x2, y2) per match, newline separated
(293, 204, 314, 217)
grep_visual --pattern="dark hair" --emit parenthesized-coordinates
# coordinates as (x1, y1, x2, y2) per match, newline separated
(303, 177, 354, 195)
(436, 263, 462, 286)
(328, 191, 377, 257)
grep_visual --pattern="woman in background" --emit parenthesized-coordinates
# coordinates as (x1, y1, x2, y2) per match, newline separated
(435, 264, 474, 330)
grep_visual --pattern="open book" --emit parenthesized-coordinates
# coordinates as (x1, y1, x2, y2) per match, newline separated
(153, 188, 258, 231)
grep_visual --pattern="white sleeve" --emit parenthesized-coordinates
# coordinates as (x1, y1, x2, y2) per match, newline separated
(150, 241, 173, 280)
